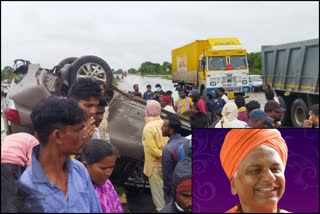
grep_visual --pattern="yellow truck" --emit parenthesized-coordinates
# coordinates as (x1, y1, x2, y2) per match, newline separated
(172, 38, 251, 98)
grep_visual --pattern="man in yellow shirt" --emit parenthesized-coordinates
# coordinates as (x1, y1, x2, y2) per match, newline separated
(142, 100, 169, 212)
(174, 89, 194, 115)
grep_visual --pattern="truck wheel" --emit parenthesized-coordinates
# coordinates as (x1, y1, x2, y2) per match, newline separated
(278, 96, 290, 126)
(69, 55, 113, 89)
(291, 98, 308, 128)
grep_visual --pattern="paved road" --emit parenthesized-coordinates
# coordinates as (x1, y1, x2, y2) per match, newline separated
(245, 91, 267, 109)
(117, 74, 268, 108)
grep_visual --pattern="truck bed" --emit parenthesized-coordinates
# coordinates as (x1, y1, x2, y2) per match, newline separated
(262, 38, 319, 94)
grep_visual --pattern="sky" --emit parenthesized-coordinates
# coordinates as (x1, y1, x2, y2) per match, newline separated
(1, 1, 319, 70)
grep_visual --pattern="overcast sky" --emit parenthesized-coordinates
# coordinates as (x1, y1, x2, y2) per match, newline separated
(1, 1, 319, 70)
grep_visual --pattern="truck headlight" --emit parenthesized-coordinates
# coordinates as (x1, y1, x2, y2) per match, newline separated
(210, 81, 216, 86)
(242, 80, 247, 84)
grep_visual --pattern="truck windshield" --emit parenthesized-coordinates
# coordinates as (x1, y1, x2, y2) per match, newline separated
(230, 56, 247, 69)
(208, 56, 226, 70)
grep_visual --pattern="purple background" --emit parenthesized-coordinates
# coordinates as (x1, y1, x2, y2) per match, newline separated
(193, 129, 319, 213)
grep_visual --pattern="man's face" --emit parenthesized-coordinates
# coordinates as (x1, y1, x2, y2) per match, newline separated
(94, 106, 105, 127)
(248, 119, 267, 128)
(179, 91, 187, 99)
(134, 85, 139, 92)
(160, 101, 166, 108)
(147, 86, 151, 92)
(154, 91, 160, 98)
(175, 179, 192, 213)
(231, 144, 285, 212)
(59, 122, 86, 155)
(190, 95, 197, 103)
(99, 84, 106, 95)
(78, 97, 99, 118)
(161, 119, 170, 137)
(309, 111, 319, 125)
(266, 111, 283, 122)
(85, 154, 117, 186)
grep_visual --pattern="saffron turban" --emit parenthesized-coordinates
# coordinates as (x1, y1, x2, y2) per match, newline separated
(220, 129, 288, 181)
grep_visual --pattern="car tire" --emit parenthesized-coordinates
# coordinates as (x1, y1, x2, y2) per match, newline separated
(56, 57, 78, 69)
(291, 98, 308, 128)
(69, 55, 113, 89)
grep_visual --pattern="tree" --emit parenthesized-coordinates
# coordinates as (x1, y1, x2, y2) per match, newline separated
(161, 61, 171, 74)
(138, 61, 156, 75)
(115, 69, 123, 74)
(247, 52, 262, 75)
(1, 66, 16, 83)
(128, 68, 137, 74)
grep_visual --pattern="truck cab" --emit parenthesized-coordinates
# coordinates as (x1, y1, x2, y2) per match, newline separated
(172, 38, 251, 99)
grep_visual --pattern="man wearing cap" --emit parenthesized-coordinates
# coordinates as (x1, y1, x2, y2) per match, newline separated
(264, 100, 286, 128)
(248, 109, 274, 128)
(160, 95, 176, 113)
(220, 129, 289, 213)
(160, 158, 192, 213)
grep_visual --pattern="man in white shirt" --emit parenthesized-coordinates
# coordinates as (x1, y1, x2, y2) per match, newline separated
(217, 87, 229, 103)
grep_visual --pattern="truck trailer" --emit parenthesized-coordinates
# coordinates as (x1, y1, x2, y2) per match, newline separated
(262, 38, 319, 127)
(171, 38, 251, 98)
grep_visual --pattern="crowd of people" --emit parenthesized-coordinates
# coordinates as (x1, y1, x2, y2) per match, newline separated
(1, 78, 318, 213)
(1, 78, 193, 213)
(129, 82, 319, 129)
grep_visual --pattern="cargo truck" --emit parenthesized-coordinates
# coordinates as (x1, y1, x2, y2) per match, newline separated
(171, 38, 251, 98)
(262, 38, 319, 127)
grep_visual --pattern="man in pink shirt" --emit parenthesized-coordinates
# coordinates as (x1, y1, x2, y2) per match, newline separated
(1, 132, 39, 179)
(188, 89, 208, 114)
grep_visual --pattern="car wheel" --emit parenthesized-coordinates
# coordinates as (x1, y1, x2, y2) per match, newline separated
(57, 57, 78, 70)
(69, 55, 113, 89)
